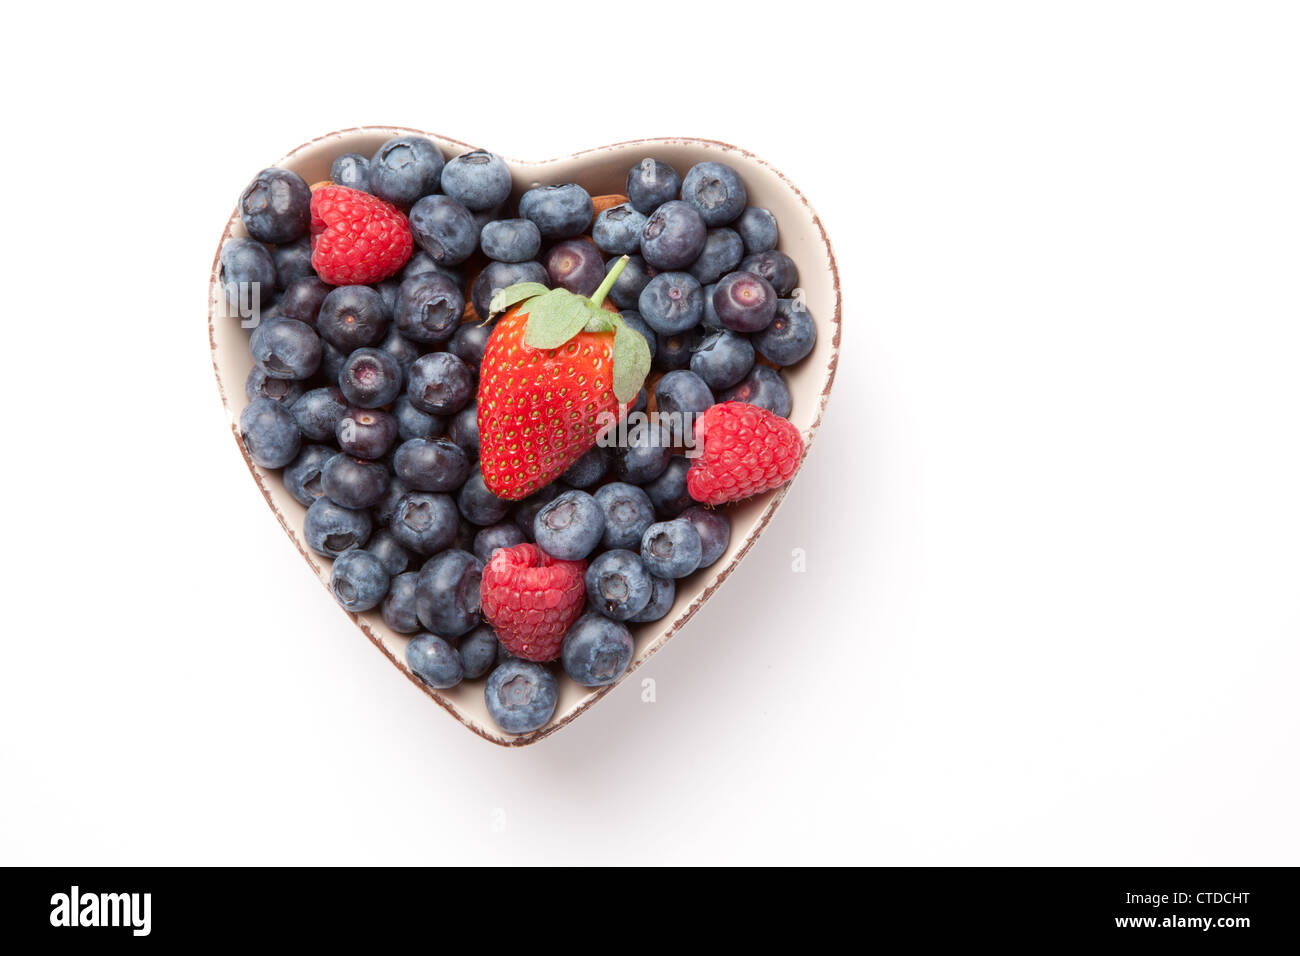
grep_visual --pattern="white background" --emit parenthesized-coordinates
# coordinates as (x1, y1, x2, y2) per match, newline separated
(1, 2, 1296, 865)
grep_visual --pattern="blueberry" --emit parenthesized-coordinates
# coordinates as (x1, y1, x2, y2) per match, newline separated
(593, 482, 655, 549)
(626, 158, 682, 214)
(629, 574, 675, 623)
(376, 277, 402, 314)
(458, 466, 510, 525)
(471, 260, 549, 321)
(681, 506, 731, 568)
(250, 317, 321, 379)
(640, 200, 707, 270)
(617, 309, 657, 362)
(329, 152, 370, 192)
(561, 446, 607, 489)
(272, 239, 314, 290)
(318, 340, 346, 386)
(485, 659, 558, 734)
(407, 352, 473, 415)
(374, 476, 410, 526)
(389, 491, 459, 556)
(638, 271, 703, 334)
(304, 497, 372, 557)
(337, 407, 397, 459)
(473, 522, 526, 563)
(409, 194, 478, 266)
(366, 529, 412, 577)
(612, 421, 671, 484)
(754, 299, 817, 366)
(405, 633, 464, 689)
(368, 136, 445, 206)
(562, 613, 634, 687)
(449, 404, 480, 457)
(394, 438, 470, 492)
(688, 228, 744, 285)
(690, 330, 755, 390)
(220, 238, 276, 307)
(512, 484, 561, 540)
(377, 324, 420, 373)
(454, 517, 478, 553)
(721, 365, 792, 418)
(458, 624, 499, 679)
(283, 444, 334, 507)
(654, 370, 714, 443)
(605, 254, 652, 311)
(239, 167, 311, 243)
(402, 251, 463, 285)
(644, 456, 693, 518)
(713, 271, 777, 332)
(239, 398, 301, 468)
(246, 367, 305, 406)
(740, 250, 799, 297)
(584, 550, 653, 621)
(533, 490, 604, 560)
(317, 285, 388, 351)
(330, 549, 390, 612)
(440, 150, 512, 211)
(416, 549, 483, 638)
(322, 454, 390, 509)
(592, 203, 648, 255)
(681, 162, 747, 227)
(277, 275, 331, 326)
(654, 327, 704, 371)
(640, 519, 702, 579)
(544, 239, 605, 295)
(448, 320, 495, 367)
(701, 282, 723, 329)
(479, 218, 542, 263)
(382, 571, 422, 633)
(629, 387, 648, 414)
(394, 395, 446, 442)
(735, 206, 778, 254)
(339, 348, 402, 408)
(395, 271, 465, 344)
(291, 387, 348, 441)
(518, 183, 593, 239)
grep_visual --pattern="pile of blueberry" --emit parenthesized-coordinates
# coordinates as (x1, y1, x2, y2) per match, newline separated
(221, 136, 817, 735)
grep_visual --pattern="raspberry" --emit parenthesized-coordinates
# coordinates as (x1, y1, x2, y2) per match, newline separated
(686, 402, 804, 506)
(481, 543, 587, 662)
(309, 185, 413, 285)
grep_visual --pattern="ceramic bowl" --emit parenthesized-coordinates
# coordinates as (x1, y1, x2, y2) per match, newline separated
(208, 128, 841, 746)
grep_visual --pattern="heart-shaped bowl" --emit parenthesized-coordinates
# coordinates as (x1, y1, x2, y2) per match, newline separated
(209, 127, 841, 746)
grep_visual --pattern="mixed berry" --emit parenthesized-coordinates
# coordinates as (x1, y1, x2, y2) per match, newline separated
(222, 136, 820, 737)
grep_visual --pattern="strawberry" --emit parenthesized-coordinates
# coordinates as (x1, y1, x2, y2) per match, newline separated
(477, 256, 651, 501)
(309, 185, 413, 285)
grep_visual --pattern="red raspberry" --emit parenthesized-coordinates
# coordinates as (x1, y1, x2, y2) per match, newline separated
(309, 185, 413, 285)
(481, 543, 587, 662)
(686, 402, 804, 506)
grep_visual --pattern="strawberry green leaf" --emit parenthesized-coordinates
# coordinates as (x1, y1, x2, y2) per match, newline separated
(488, 282, 550, 320)
(523, 290, 592, 348)
(611, 318, 652, 405)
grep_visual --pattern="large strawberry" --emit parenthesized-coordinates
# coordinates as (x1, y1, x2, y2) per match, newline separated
(478, 256, 651, 501)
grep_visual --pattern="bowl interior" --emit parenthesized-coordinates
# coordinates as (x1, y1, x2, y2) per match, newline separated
(209, 128, 840, 745)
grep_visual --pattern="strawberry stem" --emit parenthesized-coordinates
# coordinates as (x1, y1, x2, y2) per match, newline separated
(588, 255, 629, 309)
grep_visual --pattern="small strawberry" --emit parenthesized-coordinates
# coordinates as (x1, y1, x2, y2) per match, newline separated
(481, 543, 587, 662)
(686, 402, 804, 505)
(477, 256, 651, 501)
(309, 185, 413, 285)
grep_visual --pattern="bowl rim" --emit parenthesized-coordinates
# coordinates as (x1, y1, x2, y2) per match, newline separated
(208, 127, 842, 747)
